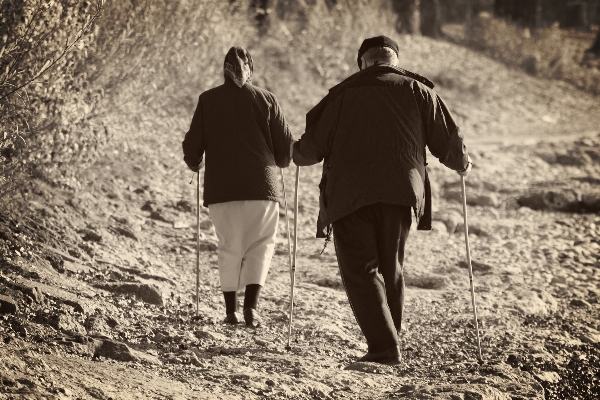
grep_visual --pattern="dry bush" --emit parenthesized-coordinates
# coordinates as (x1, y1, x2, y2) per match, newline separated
(1, 0, 404, 205)
(0, 0, 104, 200)
(285, 0, 397, 87)
(249, 0, 397, 127)
(0, 0, 254, 202)
(444, 15, 600, 95)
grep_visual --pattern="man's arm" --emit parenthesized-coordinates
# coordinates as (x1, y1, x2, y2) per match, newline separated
(293, 95, 344, 166)
(269, 96, 294, 168)
(416, 83, 469, 172)
(182, 96, 205, 171)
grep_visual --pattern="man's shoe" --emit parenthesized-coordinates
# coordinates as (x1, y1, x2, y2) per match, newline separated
(223, 312, 240, 324)
(358, 346, 401, 366)
(243, 308, 261, 328)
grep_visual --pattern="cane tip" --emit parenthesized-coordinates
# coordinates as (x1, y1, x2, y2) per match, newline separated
(285, 345, 292, 352)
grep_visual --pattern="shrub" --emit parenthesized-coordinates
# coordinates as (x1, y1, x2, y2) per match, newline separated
(0, 0, 253, 201)
(0, 0, 104, 200)
(0, 0, 401, 205)
(444, 15, 600, 95)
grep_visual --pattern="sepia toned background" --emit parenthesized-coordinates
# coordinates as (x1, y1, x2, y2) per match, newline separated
(1, 1, 599, 399)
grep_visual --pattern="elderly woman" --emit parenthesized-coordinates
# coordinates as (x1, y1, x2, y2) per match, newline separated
(182, 46, 293, 327)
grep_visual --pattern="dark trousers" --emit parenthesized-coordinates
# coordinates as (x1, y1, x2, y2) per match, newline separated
(333, 203, 412, 353)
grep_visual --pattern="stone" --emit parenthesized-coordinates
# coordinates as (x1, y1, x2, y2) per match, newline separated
(344, 362, 393, 373)
(472, 194, 499, 207)
(199, 242, 217, 252)
(534, 371, 561, 384)
(94, 340, 161, 365)
(431, 220, 448, 235)
(114, 226, 138, 241)
(512, 289, 558, 316)
(430, 221, 449, 234)
(482, 181, 499, 192)
(517, 190, 580, 212)
(9, 277, 98, 314)
(569, 298, 591, 308)
(82, 230, 102, 243)
(84, 314, 119, 335)
(95, 282, 164, 306)
(46, 313, 86, 335)
(0, 295, 18, 315)
(141, 201, 156, 211)
(176, 200, 193, 213)
(432, 209, 463, 234)
(444, 190, 477, 205)
(582, 195, 600, 212)
(44, 253, 65, 273)
(579, 332, 600, 344)
(41, 245, 78, 263)
(405, 273, 449, 289)
(173, 220, 193, 229)
(455, 224, 489, 237)
(150, 211, 171, 223)
(199, 220, 213, 230)
(458, 260, 493, 273)
(555, 151, 591, 167)
(194, 329, 228, 342)
(444, 190, 498, 207)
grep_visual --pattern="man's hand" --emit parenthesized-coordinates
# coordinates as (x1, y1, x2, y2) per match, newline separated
(457, 155, 472, 177)
(189, 160, 204, 173)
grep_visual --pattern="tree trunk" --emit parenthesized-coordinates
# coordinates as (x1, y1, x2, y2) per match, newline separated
(251, 0, 272, 35)
(588, 30, 600, 56)
(392, 0, 421, 35)
(421, 0, 442, 38)
(465, 0, 472, 23)
(494, 0, 540, 30)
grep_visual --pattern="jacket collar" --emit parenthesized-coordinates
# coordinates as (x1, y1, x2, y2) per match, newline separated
(331, 64, 434, 92)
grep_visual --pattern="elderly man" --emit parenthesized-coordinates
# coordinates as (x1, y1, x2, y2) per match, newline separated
(183, 46, 293, 327)
(293, 36, 471, 365)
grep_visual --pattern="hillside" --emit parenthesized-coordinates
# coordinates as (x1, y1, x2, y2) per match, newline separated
(1, 14, 600, 400)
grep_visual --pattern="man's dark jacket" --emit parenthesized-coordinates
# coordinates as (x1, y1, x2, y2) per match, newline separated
(183, 77, 293, 207)
(293, 64, 469, 230)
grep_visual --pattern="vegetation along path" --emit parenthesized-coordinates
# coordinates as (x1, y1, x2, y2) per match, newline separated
(1, 8, 600, 400)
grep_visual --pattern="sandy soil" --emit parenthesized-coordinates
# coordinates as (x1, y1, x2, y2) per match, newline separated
(1, 36, 600, 400)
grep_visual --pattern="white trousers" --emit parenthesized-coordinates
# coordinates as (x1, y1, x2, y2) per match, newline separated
(208, 200, 278, 292)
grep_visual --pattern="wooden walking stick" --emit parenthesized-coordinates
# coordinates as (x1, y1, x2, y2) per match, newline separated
(196, 171, 201, 317)
(285, 166, 300, 351)
(460, 175, 483, 361)
(280, 169, 294, 292)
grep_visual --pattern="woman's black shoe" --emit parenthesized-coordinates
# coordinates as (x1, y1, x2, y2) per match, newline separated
(243, 308, 261, 328)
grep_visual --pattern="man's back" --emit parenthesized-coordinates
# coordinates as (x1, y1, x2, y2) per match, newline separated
(325, 71, 429, 224)
(296, 65, 466, 226)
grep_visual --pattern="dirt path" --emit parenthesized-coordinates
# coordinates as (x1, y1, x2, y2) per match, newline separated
(1, 37, 600, 399)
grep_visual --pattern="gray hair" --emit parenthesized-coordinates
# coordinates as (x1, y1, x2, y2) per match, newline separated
(361, 46, 398, 68)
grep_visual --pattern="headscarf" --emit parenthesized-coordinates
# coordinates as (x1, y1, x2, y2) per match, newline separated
(224, 46, 253, 88)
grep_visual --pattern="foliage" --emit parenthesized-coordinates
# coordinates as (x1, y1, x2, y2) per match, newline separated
(0, 0, 253, 202)
(444, 15, 600, 95)
(0, 0, 104, 199)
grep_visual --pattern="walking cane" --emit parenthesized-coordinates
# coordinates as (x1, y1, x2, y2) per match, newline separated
(196, 171, 201, 317)
(280, 169, 294, 295)
(460, 175, 483, 361)
(285, 166, 300, 351)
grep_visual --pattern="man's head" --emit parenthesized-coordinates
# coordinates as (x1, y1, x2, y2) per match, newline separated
(356, 35, 399, 70)
(224, 46, 253, 87)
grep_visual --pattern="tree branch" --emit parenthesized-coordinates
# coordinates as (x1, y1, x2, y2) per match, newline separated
(0, 4, 103, 102)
